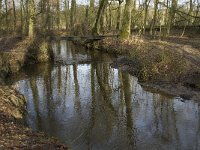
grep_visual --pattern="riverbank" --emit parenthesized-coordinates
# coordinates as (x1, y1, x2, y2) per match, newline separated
(73, 35, 200, 101)
(0, 36, 67, 149)
(0, 36, 53, 84)
(0, 86, 67, 149)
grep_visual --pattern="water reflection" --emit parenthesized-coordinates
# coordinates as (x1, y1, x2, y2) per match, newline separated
(13, 41, 200, 150)
(52, 40, 113, 64)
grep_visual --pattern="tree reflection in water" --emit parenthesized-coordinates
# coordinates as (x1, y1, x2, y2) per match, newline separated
(11, 40, 200, 150)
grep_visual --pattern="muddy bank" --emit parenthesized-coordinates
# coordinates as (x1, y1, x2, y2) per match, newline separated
(0, 36, 53, 84)
(0, 86, 67, 149)
(73, 37, 200, 101)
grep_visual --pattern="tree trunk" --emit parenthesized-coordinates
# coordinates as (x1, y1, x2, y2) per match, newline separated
(143, 0, 150, 34)
(181, 0, 194, 37)
(5, 0, 8, 32)
(188, 0, 193, 25)
(150, 0, 158, 35)
(12, 0, 16, 31)
(88, 0, 95, 27)
(108, 3, 112, 30)
(166, 0, 177, 35)
(0, 0, 2, 32)
(64, 0, 69, 30)
(56, 0, 60, 29)
(120, 0, 133, 39)
(46, 0, 51, 32)
(20, 0, 24, 36)
(70, 0, 76, 34)
(100, 4, 107, 33)
(92, 0, 107, 35)
(28, 0, 36, 37)
(193, 0, 200, 25)
(24, 0, 29, 35)
(116, 0, 123, 31)
(40, 0, 46, 31)
(85, 5, 89, 24)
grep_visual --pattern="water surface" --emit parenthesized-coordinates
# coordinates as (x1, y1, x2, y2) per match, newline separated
(9, 41, 200, 150)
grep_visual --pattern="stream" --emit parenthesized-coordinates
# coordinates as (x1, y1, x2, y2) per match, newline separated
(7, 40, 200, 150)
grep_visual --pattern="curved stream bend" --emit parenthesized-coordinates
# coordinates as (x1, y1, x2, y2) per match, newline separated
(8, 40, 200, 150)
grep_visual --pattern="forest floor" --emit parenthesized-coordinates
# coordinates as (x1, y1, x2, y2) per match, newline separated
(0, 37, 68, 149)
(0, 36, 22, 52)
(144, 35, 200, 67)
(140, 35, 200, 100)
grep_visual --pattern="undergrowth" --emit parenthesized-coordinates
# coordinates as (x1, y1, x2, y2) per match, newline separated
(97, 38, 189, 82)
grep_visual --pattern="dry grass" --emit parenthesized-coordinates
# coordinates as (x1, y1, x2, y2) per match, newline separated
(95, 37, 195, 83)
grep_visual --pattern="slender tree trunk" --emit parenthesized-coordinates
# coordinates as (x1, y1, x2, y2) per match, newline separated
(100, 4, 107, 33)
(188, 0, 193, 25)
(0, 0, 1, 13)
(0, 0, 2, 32)
(166, 0, 177, 35)
(150, 0, 159, 35)
(5, 0, 8, 32)
(92, 0, 107, 35)
(108, 3, 112, 30)
(12, 0, 16, 31)
(116, 0, 123, 31)
(90, 0, 95, 8)
(181, 0, 194, 37)
(46, 0, 51, 31)
(143, 0, 150, 34)
(120, 0, 133, 39)
(40, 0, 46, 31)
(193, 0, 200, 25)
(28, 0, 36, 37)
(56, 0, 60, 29)
(64, 0, 69, 30)
(85, 5, 89, 24)
(88, 0, 95, 27)
(70, 0, 76, 34)
(20, 0, 24, 36)
(0, 0, 1, 17)
(24, 0, 29, 35)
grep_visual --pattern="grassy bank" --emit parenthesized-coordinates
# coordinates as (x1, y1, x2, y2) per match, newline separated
(96, 39, 188, 81)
